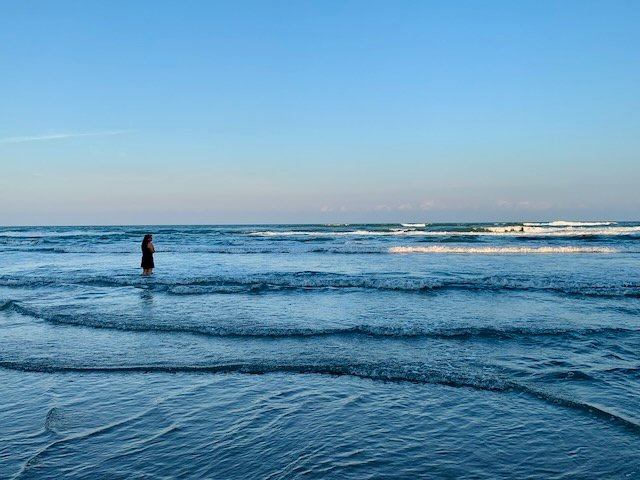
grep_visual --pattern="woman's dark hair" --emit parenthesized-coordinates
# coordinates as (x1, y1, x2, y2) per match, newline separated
(142, 234, 152, 247)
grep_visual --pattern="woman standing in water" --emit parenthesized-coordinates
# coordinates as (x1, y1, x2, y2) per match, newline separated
(141, 234, 155, 275)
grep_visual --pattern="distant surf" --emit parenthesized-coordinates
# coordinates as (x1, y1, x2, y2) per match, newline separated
(389, 246, 618, 254)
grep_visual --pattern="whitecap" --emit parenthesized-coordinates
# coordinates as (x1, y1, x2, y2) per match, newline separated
(389, 246, 617, 254)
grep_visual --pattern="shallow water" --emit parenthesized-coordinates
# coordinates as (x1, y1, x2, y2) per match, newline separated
(1, 223, 639, 478)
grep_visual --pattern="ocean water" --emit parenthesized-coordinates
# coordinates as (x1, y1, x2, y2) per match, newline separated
(1, 222, 639, 479)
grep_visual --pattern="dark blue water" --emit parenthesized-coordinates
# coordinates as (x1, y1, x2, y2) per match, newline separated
(1, 222, 639, 479)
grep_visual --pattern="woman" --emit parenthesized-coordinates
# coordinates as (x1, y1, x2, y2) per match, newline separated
(141, 234, 155, 275)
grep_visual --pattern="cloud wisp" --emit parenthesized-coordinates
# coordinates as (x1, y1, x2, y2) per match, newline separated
(0, 130, 133, 144)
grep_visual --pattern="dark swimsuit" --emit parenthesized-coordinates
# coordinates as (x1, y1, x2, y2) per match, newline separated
(141, 244, 154, 269)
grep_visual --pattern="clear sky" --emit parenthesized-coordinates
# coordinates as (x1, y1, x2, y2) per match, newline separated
(1, 0, 639, 225)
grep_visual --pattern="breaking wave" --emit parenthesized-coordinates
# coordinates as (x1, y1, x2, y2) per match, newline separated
(524, 221, 617, 227)
(250, 226, 640, 238)
(389, 246, 618, 254)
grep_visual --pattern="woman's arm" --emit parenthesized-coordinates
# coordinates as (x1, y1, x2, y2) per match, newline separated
(149, 242, 155, 253)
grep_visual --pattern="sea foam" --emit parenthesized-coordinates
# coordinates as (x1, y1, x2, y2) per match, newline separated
(389, 246, 617, 254)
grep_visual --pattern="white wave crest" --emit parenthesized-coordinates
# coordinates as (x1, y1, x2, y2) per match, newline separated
(251, 226, 640, 237)
(483, 225, 640, 236)
(523, 221, 617, 227)
(389, 246, 618, 254)
(251, 230, 394, 236)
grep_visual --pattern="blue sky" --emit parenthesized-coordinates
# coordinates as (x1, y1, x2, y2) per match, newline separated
(1, 0, 639, 224)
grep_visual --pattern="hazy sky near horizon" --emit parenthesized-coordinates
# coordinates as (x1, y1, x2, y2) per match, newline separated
(1, 0, 639, 225)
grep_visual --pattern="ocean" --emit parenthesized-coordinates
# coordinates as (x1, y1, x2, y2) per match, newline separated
(1, 222, 639, 479)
